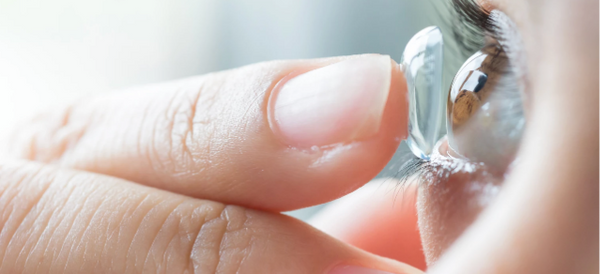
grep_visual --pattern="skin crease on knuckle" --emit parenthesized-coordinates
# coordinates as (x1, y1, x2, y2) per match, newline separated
(419, 0, 598, 272)
(0, 161, 242, 273)
(0, 161, 211, 273)
(8, 63, 262, 191)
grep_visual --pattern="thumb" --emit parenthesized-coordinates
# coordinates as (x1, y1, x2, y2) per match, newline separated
(0, 160, 423, 274)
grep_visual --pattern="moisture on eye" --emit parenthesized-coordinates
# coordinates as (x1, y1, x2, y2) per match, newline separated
(401, 26, 445, 160)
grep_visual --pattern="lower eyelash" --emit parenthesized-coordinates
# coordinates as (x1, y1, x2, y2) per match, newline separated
(392, 152, 428, 186)
(421, 154, 486, 184)
(394, 147, 496, 189)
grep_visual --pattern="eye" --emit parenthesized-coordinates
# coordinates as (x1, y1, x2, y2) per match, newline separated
(446, 42, 525, 172)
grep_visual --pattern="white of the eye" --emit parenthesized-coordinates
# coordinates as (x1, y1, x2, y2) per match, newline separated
(490, 10, 523, 61)
(490, 10, 528, 101)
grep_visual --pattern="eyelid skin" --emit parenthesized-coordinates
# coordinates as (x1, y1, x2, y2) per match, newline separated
(416, 136, 502, 263)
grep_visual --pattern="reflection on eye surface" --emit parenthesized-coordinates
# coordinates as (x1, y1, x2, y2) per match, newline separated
(446, 41, 525, 173)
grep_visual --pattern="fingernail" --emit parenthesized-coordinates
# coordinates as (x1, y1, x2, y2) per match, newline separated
(328, 265, 398, 274)
(269, 55, 392, 147)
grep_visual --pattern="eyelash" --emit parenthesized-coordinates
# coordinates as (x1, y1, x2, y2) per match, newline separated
(449, 0, 498, 57)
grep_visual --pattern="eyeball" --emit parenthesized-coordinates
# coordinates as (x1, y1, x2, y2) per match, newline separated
(401, 26, 445, 160)
(446, 45, 525, 172)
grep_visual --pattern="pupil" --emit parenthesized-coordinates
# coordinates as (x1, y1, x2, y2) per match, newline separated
(473, 73, 488, 93)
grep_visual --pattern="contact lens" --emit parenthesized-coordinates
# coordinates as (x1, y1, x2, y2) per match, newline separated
(401, 27, 445, 160)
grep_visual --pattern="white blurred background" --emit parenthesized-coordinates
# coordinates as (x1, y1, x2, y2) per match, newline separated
(0, 0, 434, 129)
(0, 0, 437, 219)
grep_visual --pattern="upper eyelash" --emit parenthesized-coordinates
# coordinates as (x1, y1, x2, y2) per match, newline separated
(451, 0, 495, 31)
(450, 0, 498, 55)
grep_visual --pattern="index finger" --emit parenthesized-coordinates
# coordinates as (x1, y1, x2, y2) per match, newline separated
(7, 54, 408, 211)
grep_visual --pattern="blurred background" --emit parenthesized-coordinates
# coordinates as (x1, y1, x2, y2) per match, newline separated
(0, 0, 437, 130)
(0, 0, 443, 269)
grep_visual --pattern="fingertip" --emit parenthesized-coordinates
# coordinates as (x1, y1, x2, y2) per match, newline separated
(8, 54, 411, 213)
(257, 56, 409, 210)
(386, 56, 409, 141)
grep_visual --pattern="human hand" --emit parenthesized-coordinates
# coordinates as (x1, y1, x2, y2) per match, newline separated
(1, 54, 422, 273)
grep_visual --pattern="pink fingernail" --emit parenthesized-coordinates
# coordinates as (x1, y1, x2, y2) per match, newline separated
(269, 55, 392, 147)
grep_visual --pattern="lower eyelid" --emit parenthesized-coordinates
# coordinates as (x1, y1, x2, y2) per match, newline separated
(417, 142, 503, 262)
(418, 136, 502, 187)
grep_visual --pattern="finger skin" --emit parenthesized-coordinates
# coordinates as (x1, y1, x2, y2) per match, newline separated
(0, 160, 420, 274)
(310, 180, 426, 271)
(8, 55, 408, 211)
